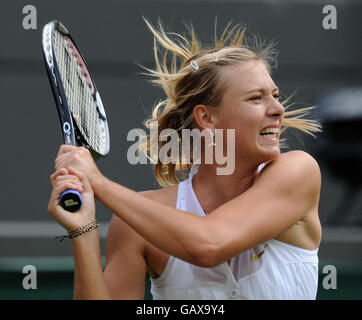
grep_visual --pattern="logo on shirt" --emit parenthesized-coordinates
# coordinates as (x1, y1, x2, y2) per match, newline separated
(250, 243, 269, 262)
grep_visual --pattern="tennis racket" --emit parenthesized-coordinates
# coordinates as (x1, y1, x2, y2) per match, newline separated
(42, 20, 110, 212)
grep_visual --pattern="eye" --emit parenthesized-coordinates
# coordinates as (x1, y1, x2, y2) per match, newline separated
(249, 96, 262, 101)
(273, 94, 280, 100)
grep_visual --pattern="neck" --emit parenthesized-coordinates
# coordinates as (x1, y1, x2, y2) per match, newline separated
(191, 162, 259, 214)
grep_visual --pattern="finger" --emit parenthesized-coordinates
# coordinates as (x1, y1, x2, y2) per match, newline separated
(47, 198, 80, 231)
(48, 180, 83, 214)
(50, 168, 68, 186)
(54, 151, 77, 170)
(68, 167, 91, 190)
(54, 175, 84, 191)
(55, 174, 81, 183)
(54, 147, 89, 171)
(53, 179, 84, 194)
(57, 144, 78, 158)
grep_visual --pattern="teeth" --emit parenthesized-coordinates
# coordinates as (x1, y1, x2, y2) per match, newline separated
(260, 127, 279, 135)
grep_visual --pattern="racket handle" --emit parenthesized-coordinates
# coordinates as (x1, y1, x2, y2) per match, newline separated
(59, 190, 83, 212)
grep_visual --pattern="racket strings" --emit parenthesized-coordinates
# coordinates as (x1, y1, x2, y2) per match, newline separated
(53, 30, 101, 151)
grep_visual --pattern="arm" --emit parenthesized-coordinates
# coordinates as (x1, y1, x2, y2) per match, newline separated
(48, 167, 111, 300)
(72, 229, 111, 300)
(205, 150, 321, 265)
(93, 150, 320, 267)
(103, 214, 147, 299)
(55, 148, 321, 267)
(94, 177, 208, 266)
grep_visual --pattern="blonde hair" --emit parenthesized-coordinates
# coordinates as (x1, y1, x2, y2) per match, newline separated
(139, 19, 321, 187)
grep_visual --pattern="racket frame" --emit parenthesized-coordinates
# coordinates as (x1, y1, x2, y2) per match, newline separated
(42, 20, 110, 159)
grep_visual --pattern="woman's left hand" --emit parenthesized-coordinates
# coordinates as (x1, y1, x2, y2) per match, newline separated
(48, 167, 96, 231)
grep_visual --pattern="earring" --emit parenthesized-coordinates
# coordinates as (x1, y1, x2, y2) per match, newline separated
(208, 131, 216, 147)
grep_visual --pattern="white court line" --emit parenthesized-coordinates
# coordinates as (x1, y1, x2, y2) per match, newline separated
(0, 221, 109, 238)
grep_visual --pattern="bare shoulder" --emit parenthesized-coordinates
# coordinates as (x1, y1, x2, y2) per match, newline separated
(105, 212, 149, 298)
(266, 150, 320, 175)
(257, 150, 321, 201)
(139, 184, 179, 207)
(138, 184, 179, 277)
(279, 150, 320, 171)
(106, 213, 145, 256)
(107, 184, 178, 249)
(206, 150, 322, 254)
(105, 184, 179, 289)
(107, 184, 178, 254)
(263, 151, 321, 248)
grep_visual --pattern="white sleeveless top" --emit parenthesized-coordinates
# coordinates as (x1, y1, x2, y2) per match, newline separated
(150, 164, 319, 300)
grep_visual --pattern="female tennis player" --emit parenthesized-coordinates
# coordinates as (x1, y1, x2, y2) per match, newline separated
(48, 20, 322, 300)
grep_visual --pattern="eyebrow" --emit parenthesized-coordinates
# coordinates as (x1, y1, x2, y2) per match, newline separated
(243, 86, 279, 95)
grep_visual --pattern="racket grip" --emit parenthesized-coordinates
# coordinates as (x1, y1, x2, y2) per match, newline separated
(59, 190, 83, 212)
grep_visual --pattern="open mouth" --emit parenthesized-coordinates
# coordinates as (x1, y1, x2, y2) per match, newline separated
(260, 127, 279, 139)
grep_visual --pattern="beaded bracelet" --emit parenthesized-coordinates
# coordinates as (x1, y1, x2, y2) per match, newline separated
(55, 220, 99, 242)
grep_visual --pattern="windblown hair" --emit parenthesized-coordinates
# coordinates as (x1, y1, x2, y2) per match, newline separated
(139, 18, 321, 187)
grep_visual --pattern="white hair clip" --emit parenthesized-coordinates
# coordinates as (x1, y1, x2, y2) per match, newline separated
(190, 60, 199, 71)
(212, 53, 219, 62)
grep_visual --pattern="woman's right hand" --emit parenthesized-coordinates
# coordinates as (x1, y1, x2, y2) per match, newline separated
(48, 167, 96, 232)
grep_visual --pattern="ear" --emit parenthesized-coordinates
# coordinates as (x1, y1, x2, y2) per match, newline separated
(192, 104, 217, 130)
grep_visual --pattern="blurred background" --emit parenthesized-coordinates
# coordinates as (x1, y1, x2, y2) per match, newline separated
(0, 0, 361, 300)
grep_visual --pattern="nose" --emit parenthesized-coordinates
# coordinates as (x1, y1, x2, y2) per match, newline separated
(267, 97, 284, 118)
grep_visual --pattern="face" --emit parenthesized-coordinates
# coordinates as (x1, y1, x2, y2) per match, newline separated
(214, 60, 284, 165)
